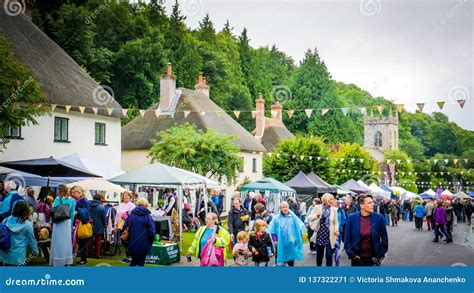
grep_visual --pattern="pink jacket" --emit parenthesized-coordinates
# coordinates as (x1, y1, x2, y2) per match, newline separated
(114, 202, 136, 228)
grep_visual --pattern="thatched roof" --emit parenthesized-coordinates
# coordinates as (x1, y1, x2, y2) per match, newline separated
(122, 88, 267, 153)
(0, 11, 123, 118)
(253, 118, 295, 151)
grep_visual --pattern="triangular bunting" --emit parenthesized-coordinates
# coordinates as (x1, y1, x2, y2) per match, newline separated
(79, 106, 86, 114)
(321, 108, 329, 116)
(359, 159, 364, 163)
(453, 159, 459, 164)
(65, 105, 71, 113)
(406, 159, 412, 163)
(92, 107, 98, 115)
(36, 103, 43, 109)
(305, 109, 313, 118)
(286, 110, 294, 119)
(359, 107, 367, 116)
(396, 104, 404, 112)
(416, 103, 425, 112)
(433, 159, 438, 164)
(444, 159, 449, 164)
(341, 108, 348, 116)
(300, 156, 304, 160)
(437, 101, 445, 110)
(457, 99, 466, 109)
(107, 108, 113, 116)
(387, 159, 391, 164)
(317, 157, 321, 161)
(139, 109, 146, 117)
(396, 159, 401, 164)
(251, 111, 257, 119)
(376, 105, 384, 114)
(184, 110, 191, 118)
(309, 156, 313, 160)
(122, 109, 128, 117)
(276, 154, 281, 158)
(351, 158, 356, 163)
(463, 159, 468, 164)
(271, 110, 278, 119)
(233, 111, 240, 118)
(340, 158, 345, 162)
(50, 104, 57, 112)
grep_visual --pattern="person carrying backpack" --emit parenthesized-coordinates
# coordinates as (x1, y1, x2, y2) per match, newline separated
(0, 200, 38, 266)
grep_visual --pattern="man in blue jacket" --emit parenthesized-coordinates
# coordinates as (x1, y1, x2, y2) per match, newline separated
(344, 194, 389, 266)
(0, 181, 24, 222)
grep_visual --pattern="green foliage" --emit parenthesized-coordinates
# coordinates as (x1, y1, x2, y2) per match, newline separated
(332, 143, 377, 184)
(0, 32, 47, 150)
(383, 150, 418, 192)
(263, 136, 332, 183)
(148, 123, 241, 184)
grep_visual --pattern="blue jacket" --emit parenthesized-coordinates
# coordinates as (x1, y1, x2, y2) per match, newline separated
(123, 206, 155, 255)
(0, 216, 38, 265)
(0, 191, 23, 221)
(344, 212, 388, 260)
(414, 205, 425, 218)
(76, 197, 91, 223)
(337, 207, 347, 233)
(89, 200, 106, 234)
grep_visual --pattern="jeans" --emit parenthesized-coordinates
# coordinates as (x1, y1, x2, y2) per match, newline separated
(130, 254, 147, 266)
(415, 217, 423, 229)
(404, 210, 410, 222)
(254, 262, 268, 267)
(316, 243, 334, 267)
(434, 224, 450, 241)
(384, 214, 389, 225)
(300, 215, 306, 223)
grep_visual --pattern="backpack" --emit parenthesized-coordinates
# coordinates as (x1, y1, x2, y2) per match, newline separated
(0, 223, 11, 250)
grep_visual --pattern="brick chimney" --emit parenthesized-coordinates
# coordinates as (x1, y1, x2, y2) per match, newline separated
(271, 100, 283, 124)
(159, 63, 176, 111)
(194, 72, 210, 98)
(255, 93, 265, 138)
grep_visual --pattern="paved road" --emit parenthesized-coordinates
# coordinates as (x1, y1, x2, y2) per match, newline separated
(299, 219, 474, 267)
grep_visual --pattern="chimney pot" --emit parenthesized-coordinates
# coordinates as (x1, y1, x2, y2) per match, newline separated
(160, 63, 177, 111)
(198, 72, 203, 85)
(166, 63, 172, 76)
(195, 73, 210, 98)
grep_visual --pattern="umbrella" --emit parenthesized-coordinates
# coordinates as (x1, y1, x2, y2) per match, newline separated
(60, 153, 125, 179)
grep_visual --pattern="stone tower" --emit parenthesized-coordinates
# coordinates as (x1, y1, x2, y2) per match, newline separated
(364, 115, 399, 152)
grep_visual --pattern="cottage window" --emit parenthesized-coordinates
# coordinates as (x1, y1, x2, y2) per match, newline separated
(54, 117, 69, 142)
(95, 123, 106, 145)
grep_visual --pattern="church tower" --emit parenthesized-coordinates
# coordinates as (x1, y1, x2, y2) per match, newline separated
(364, 114, 399, 153)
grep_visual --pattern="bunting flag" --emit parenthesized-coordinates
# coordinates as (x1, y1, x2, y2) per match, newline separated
(154, 109, 161, 117)
(251, 111, 257, 119)
(464, 159, 469, 164)
(396, 159, 401, 164)
(292, 155, 296, 159)
(341, 158, 345, 161)
(216, 111, 222, 118)
(51, 104, 57, 112)
(458, 99, 466, 109)
(406, 159, 412, 163)
(276, 154, 280, 158)
(317, 157, 321, 161)
(271, 110, 278, 119)
(107, 108, 113, 116)
(351, 158, 356, 163)
(184, 110, 191, 118)
(267, 153, 272, 157)
(444, 159, 449, 164)
(305, 109, 313, 118)
(433, 159, 438, 164)
(92, 107, 98, 115)
(200, 111, 206, 116)
(139, 109, 146, 117)
(321, 108, 329, 115)
(79, 106, 86, 114)
(453, 159, 459, 164)
(360, 107, 367, 116)
(341, 108, 349, 116)
(300, 156, 304, 160)
(387, 159, 391, 164)
(376, 105, 384, 114)
(36, 103, 43, 109)
(309, 156, 313, 160)
(427, 160, 431, 164)
(233, 111, 240, 118)
(122, 109, 128, 117)
(65, 105, 71, 113)
(437, 101, 445, 110)
(417, 103, 425, 112)
(396, 104, 405, 112)
(359, 158, 364, 163)
(286, 110, 294, 119)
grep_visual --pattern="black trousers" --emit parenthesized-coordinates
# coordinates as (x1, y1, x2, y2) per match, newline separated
(316, 243, 334, 266)
(307, 227, 316, 251)
(415, 217, 423, 229)
(351, 257, 376, 266)
(130, 254, 147, 266)
(77, 238, 89, 262)
(446, 221, 453, 238)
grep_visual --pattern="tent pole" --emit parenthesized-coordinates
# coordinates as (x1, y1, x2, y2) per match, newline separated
(178, 185, 183, 254)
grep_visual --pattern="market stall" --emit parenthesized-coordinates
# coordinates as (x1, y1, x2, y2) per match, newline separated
(240, 177, 296, 213)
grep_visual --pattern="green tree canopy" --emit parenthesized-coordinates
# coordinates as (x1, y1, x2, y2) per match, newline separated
(149, 123, 241, 184)
(332, 143, 377, 185)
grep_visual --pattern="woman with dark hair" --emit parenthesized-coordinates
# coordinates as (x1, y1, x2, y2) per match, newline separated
(0, 200, 38, 266)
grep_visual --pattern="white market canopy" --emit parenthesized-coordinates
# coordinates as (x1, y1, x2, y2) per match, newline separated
(66, 178, 126, 200)
(454, 191, 470, 199)
(368, 183, 391, 200)
(442, 189, 454, 196)
(424, 189, 436, 196)
(60, 153, 125, 180)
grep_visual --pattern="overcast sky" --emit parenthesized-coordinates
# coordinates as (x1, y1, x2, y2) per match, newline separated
(163, 0, 473, 130)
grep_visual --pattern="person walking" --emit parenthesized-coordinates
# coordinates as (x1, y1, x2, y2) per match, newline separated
(115, 191, 136, 263)
(414, 203, 425, 230)
(433, 202, 451, 243)
(425, 200, 435, 231)
(24, 187, 37, 213)
(248, 219, 274, 267)
(388, 199, 398, 227)
(247, 192, 258, 231)
(122, 198, 155, 266)
(305, 198, 320, 255)
(403, 200, 411, 222)
(187, 212, 230, 266)
(465, 200, 472, 225)
(344, 194, 389, 266)
(299, 200, 307, 223)
(268, 202, 306, 266)
(307, 193, 339, 267)
(232, 231, 252, 266)
(73, 186, 91, 266)
(445, 201, 454, 240)
(49, 184, 76, 266)
(227, 196, 249, 245)
(332, 199, 346, 266)
(89, 194, 107, 258)
(0, 201, 38, 266)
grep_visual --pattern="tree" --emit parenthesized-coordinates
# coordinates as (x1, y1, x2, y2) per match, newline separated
(263, 136, 333, 182)
(332, 143, 377, 184)
(149, 123, 241, 184)
(400, 137, 425, 160)
(0, 32, 47, 150)
(384, 150, 417, 192)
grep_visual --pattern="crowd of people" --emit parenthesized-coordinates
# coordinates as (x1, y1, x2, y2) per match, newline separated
(0, 179, 472, 267)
